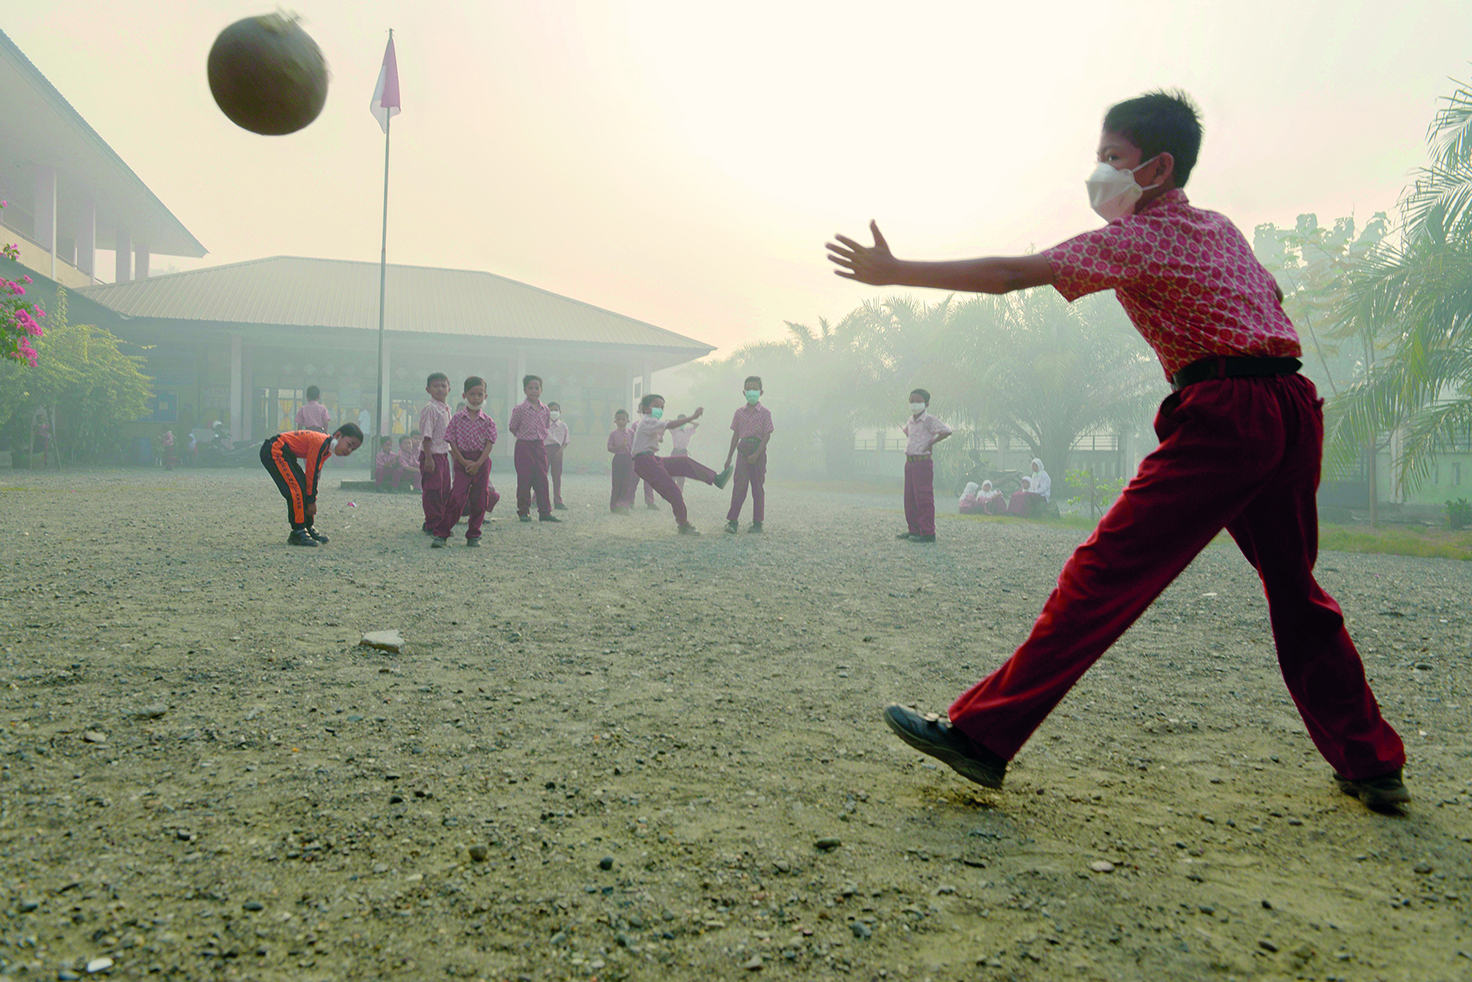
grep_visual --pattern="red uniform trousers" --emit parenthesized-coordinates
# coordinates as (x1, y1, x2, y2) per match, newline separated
(514, 440, 552, 518)
(948, 374, 1405, 781)
(546, 443, 566, 506)
(726, 447, 767, 523)
(903, 457, 936, 536)
(420, 452, 451, 532)
(611, 453, 635, 510)
(375, 462, 409, 491)
(633, 452, 716, 527)
(434, 458, 500, 539)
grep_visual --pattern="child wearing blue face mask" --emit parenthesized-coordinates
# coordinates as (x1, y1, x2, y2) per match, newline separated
(827, 89, 1407, 810)
(723, 376, 774, 533)
(630, 394, 733, 535)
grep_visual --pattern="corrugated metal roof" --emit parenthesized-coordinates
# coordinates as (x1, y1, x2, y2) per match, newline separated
(78, 256, 713, 351)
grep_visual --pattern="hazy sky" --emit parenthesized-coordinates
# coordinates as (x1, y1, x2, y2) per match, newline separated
(6, 1, 1470, 357)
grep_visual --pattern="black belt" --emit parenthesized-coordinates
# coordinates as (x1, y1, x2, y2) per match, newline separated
(1171, 356, 1301, 392)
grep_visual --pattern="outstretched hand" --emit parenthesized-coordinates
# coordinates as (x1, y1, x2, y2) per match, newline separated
(827, 221, 898, 285)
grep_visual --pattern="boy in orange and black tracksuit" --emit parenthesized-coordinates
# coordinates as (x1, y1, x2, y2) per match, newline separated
(259, 423, 363, 546)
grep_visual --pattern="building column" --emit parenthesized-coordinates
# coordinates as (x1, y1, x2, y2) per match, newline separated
(77, 200, 95, 283)
(242, 344, 253, 443)
(378, 335, 392, 436)
(506, 353, 520, 457)
(641, 355, 652, 403)
(135, 246, 150, 279)
(230, 333, 243, 443)
(32, 165, 55, 279)
(114, 228, 132, 283)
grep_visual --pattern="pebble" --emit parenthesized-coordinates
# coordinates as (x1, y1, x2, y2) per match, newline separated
(1414, 861, 1433, 875)
(1089, 861, 1115, 873)
(58, 971, 81, 981)
(86, 958, 114, 974)
(468, 845, 489, 862)
(599, 856, 615, 871)
(359, 630, 405, 654)
(851, 921, 873, 939)
(743, 954, 763, 970)
(242, 900, 264, 911)
(132, 704, 167, 719)
(82, 731, 107, 744)
(815, 837, 842, 851)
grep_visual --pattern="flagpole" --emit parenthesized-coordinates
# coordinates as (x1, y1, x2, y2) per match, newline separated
(373, 28, 393, 473)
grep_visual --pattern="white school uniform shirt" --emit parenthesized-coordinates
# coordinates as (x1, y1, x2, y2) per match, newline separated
(1030, 464, 1051, 501)
(902, 412, 951, 456)
(630, 416, 667, 456)
(669, 420, 698, 452)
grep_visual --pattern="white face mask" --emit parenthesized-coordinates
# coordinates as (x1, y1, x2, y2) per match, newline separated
(909, 402, 927, 416)
(1085, 157, 1162, 222)
(549, 411, 560, 422)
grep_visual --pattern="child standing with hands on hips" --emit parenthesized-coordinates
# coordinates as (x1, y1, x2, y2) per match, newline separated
(723, 376, 774, 534)
(545, 401, 571, 510)
(418, 373, 453, 534)
(896, 389, 950, 543)
(828, 89, 1407, 809)
(509, 375, 560, 523)
(431, 376, 500, 548)
(607, 409, 636, 513)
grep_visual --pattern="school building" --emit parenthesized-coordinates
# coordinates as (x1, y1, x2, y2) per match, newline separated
(77, 256, 715, 472)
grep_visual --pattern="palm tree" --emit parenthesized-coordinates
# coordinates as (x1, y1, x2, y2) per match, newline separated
(1324, 77, 1472, 496)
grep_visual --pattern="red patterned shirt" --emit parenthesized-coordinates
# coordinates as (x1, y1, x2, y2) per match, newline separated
(509, 400, 551, 442)
(397, 447, 420, 469)
(294, 401, 331, 431)
(607, 427, 634, 456)
(445, 407, 498, 455)
(419, 400, 452, 455)
(730, 404, 774, 440)
(1042, 189, 1301, 379)
(375, 448, 397, 470)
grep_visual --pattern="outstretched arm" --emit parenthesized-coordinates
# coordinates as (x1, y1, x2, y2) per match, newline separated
(663, 407, 704, 430)
(827, 221, 1054, 295)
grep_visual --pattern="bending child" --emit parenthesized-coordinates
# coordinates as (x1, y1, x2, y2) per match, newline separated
(259, 423, 363, 546)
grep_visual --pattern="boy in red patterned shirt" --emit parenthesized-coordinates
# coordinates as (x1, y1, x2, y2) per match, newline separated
(828, 90, 1407, 809)
(431, 376, 500, 548)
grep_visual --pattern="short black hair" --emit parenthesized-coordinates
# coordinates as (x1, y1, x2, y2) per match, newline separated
(380, 436, 392, 446)
(334, 422, 364, 443)
(523, 374, 542, 388)
(463, 375, 486, 393)
(639, 393, 662, 413)
(426, 372, 449, 386)
(1102, 89, 1202, 187)
(744, 376, 763, 389)
(305, 385, 320, 401)
(910, 388, 931, 405)
(615, 408, 628, 418)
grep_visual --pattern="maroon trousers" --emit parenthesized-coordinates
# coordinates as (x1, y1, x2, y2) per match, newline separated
(546, 443, 565, 506)
(726, 451, 767, 523)
(611, 453, 635, 510)
(434, 459, 500, 539)
(420, 452, 451, 532)
(375, 463, 410, 491)
(903, 458, 936, 535)
(514, 440, 552, 518)
(633, 453, 716, 527)
(948, 375, 1405, 780)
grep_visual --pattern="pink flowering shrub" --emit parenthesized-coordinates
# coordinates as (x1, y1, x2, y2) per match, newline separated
(1, 200, 45, 366)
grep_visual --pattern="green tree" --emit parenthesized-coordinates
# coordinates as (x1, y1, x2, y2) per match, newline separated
(1321, 77, 1472, 495)
(0, 288, 153, 461)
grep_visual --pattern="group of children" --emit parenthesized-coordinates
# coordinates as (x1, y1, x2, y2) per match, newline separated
(958, 458, 1052, 517)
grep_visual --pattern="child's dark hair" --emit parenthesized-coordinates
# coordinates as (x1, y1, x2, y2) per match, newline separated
(1102, 89, 1202, 188)
(334, 422, 365, 442)
(426, 372, 449, 387)
(380, 436, 392, 446)
(463, 376, 486, 393)
(399, 434, 413, 443)
(306, 385, 320, 401)
(744, 376, 763, 389)
(615, 408, 629, 418)
(547, 401, 560, 411)
(523, 374, 542, 388)
(639, 393, 662, 413)
(910, 388, 931, 405)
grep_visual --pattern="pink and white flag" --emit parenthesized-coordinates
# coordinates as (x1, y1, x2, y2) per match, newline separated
(370, 36, 401, 133)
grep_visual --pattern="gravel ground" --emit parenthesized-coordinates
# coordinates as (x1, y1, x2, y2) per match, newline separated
(1, 467, 1469, 982)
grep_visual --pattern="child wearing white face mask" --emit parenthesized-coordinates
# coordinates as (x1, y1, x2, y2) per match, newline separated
(544, 401, 571, 510)
(898, 388, 951, 542)
(828, 89, 1407, 811)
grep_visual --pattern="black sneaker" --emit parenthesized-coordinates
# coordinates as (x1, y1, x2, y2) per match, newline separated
(895, 531, 914, 540)
(883, 704, 1006, 789)
(431, 536, 448, 548)
(519, 515, 532, 523)
(912, 534, 936, 543)
(677, 523, 701, 536)
(713, 465, 734, 490)
(423, 525, 435, 535)
(554, 502, 569, 511)
(465, 537, 481, 548)
(306, 526, 329, 544)
(1334, 768, 1411, 808)
(287, 529, 319, 547)
(748, 522, 763, 533)
(724, 520, 739, 534)
(540, 515, 561, 523)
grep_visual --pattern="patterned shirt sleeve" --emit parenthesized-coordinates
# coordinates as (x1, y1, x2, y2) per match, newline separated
(1044, 223, 1153, 303)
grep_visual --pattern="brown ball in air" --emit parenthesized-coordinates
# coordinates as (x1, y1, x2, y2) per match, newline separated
(207, 13, 329, 136)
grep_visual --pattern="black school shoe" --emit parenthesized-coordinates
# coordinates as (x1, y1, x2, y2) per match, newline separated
(713, 465, 734, 490)
(554, 502, 568, 511)
(883, 704, 1007, 789)
(306, 526, 329, 544)
(1334, 768, 1411, 808)
(911, 534, 936, 543)
(540, 514, 562, 523)
(895, 531, 914, 540)
(724, 520, 739, 534)
(677, 523, 701, 536)
(519, 515, 532, 522)
(748, 522, 763, 533)
(287, 529, 319, 547)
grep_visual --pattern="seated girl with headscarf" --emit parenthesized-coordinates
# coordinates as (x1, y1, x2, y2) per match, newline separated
(978, 479, 1006, 514)
(1007, 458, 1051, 516)
(959, 482, 983, 514)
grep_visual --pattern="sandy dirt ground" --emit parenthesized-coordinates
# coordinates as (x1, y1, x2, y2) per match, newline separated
(1, 467, 1469, 982)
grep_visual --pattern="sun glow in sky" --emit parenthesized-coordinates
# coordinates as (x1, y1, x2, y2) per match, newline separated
(4, 1, 1469, 357)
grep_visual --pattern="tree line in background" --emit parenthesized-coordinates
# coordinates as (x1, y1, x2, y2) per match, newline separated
(684, 75, 1472, 517)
